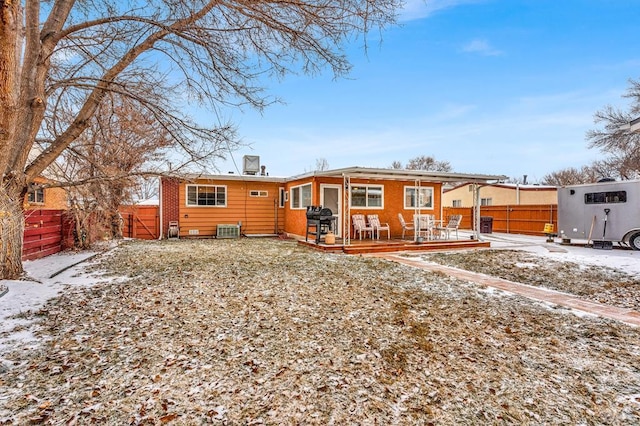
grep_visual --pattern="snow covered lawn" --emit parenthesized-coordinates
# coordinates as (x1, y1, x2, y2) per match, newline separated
(1, 238, 639, 424)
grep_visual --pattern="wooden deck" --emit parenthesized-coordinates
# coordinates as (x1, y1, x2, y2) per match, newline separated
(298, 237, 490, 254)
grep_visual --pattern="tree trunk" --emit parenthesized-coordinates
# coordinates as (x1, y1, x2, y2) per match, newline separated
(110, 211, 124, 239)
(0, 186, 24, 279)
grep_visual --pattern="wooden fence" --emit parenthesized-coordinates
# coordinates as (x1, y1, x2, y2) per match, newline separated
(23, 209, 74, 261)
(120, 205, 159, 240)
(443, 204, 558, 236)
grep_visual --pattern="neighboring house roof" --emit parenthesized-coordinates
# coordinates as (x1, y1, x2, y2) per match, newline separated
(618, 116, 640, 133)
(444, 182, 557, 193)
(135, 198, 160, 206)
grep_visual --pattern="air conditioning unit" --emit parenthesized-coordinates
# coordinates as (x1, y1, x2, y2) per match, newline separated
(243, 155, 260, 175)
(217, 224, 240, 239)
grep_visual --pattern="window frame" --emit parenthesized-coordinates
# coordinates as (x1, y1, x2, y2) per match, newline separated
(584, 191, 627, 204)
(185, 184, 227, 207)
(249, 190, 268, 197)
(290, 183, 312, 210)
(350, 184, 384, 209)
(403, 186, 433, 210)
(27, 187, 45, 204)
(480, 197, 492, 206)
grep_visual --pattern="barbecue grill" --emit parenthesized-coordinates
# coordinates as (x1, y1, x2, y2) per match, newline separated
(305, 206, 336, 243)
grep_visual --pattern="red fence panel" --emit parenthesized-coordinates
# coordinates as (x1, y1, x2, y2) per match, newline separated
(22, 209, 72, 261)
(120, 205, 159, 240)
(443, 205, 557, 236)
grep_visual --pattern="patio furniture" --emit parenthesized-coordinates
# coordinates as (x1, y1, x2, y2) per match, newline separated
(398, 213, 414, 239)
(414, 214, 436, 240)
(435, 214, 462, 240)
(367, 214, 390, 240)
(352, 214, 374, 240)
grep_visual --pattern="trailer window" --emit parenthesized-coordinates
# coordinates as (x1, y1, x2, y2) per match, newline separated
(584, 191, 626, 204)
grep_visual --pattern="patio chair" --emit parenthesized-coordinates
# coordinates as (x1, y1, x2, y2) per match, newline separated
(414, 214, 435, 240)
(397, 213, 414, 239)
(367, 214, 390, 240)
(352, 214, 373, 240)
(436, 214, 462, 240)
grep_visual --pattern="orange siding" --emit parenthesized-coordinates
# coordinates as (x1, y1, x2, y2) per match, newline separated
(284, 176, 443, 239)
(24, 178, 68, 210)
(178, 179, 284, 237)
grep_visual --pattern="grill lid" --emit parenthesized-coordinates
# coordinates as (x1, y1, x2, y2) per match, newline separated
(306, 206, 333, 219)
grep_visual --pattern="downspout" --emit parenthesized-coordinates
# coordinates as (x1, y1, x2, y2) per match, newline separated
(274, 197, 278, 234)
(158, 177, 163, 240)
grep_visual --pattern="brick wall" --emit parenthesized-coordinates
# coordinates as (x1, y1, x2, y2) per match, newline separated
(161, 177, 180, 238)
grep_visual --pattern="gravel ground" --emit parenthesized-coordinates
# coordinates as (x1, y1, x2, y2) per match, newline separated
(1, 238, 639, 425)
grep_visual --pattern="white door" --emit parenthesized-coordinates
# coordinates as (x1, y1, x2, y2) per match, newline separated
(320, 184, 341, 236)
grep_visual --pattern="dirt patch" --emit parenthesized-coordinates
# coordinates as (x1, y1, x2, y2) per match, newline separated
(1, 239, 639, 424)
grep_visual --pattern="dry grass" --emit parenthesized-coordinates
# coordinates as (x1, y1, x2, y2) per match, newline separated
(421, 249, 640, 311)
(1, 239, 639, 424)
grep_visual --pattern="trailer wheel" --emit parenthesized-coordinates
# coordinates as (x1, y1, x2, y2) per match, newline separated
(629, 232, 640, 251)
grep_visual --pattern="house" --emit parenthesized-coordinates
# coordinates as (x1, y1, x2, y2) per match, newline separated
(159, 164, 506, 242)
(160, 173, 286, 238)
(442, 182, 557, 208)
(23, 177, 68, 210)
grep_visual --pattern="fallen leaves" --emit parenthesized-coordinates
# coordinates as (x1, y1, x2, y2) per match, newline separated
(0, 239, 639, 424)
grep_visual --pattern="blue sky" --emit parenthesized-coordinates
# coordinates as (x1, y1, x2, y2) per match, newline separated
(207, 0, 640, 182)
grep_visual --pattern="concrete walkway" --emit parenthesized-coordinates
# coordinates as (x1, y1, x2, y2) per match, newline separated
(372, 252, 640, 327)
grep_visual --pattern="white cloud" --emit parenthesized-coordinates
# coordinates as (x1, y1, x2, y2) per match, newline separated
(461, 38, 504, 56)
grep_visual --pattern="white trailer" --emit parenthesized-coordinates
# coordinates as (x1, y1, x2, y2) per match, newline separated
(558, 179, 640, 250)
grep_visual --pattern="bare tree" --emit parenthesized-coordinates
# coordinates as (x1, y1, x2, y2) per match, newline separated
(134, 178, 160, 202)
(585, 78, 640, 180)
(54, 94, 176, 243)
(389, 156, 452, 171)
(406, 155, 452, 172)
(0, 0, 401, 279)
(314, 158, 330, 172)
(540, 165, 603, 186)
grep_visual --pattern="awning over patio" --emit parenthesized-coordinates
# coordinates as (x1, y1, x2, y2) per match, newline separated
(293, 166, 506, 184)
(298, 167, 507, 245)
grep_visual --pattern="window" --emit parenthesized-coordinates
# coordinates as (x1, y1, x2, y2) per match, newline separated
(452, 199, 462, 207)
(279, 188, 286, 208)
(27, 187, 44, 204)
(291, 183, 312, 209)
(186, 185, 226, 206)
(249, 190, 268, 197)
(404, 186, 433, 209)
(584, 191, 626, 204)
(351, 185, 383, 208)
(480, 197, 492, 206)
